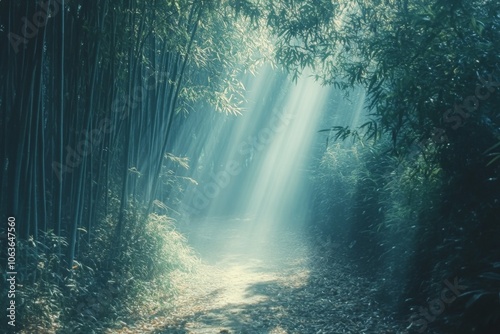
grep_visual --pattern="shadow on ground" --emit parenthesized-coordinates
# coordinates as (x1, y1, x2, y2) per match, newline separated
(151, 238, 408, 334)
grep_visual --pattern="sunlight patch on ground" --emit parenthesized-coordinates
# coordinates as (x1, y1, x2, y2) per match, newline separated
(109, 220, 408, 334)
(211, 263, 276, 307)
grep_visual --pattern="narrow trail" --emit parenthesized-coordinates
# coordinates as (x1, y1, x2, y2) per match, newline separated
(118, 218, 410, 334)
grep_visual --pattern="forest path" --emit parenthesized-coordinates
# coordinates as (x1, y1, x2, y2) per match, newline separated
(117, 218, 409, 334)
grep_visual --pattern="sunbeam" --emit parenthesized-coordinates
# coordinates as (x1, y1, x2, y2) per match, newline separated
(235, 69, 330, 243)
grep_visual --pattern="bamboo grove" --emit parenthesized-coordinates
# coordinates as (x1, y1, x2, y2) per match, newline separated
(1, 0, 270, 330)
(2, 0, 263, 264)
(1, 0, 500, 332)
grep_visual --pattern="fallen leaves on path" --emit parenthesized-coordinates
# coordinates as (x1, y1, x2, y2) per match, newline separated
(111, 223, 411, 334)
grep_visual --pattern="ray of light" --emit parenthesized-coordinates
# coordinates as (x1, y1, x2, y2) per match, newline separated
(176, 65, 367, 259)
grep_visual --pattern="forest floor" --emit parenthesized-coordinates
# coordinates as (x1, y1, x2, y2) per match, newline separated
(112, 217, 411, 334)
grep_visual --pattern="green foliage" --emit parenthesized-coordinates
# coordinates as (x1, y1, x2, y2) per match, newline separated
(63, 210, 196, 332)
(319, 119, 381, 144)
(13, 211, 197, 333)
(381, 143, 443, 231)
(267, 0, 500, 145)
(484, 138, 500, 166)
(271, 0, 500, 328)
(3, 0, 273, 330)
(440, 262, 500, 333)
(312, 141, 385, 239)
(312, 135, 448, 308)
(315, 137, 443, 234)
(176, 0, 274, 115)
(13, 231, 68, 332)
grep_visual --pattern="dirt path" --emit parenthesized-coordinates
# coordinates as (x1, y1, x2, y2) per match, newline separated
(116, 218, 410, 334)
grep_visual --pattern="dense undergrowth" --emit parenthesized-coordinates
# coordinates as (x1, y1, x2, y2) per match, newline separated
(299, 1, 500, 332)
(312, 129, 500, 333)
(1, 0, 266, 332)
(1, 210, 196, 333)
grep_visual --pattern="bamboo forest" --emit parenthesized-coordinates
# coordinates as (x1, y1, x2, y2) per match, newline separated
(2, 0, 500, 333)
